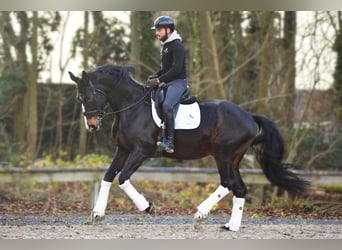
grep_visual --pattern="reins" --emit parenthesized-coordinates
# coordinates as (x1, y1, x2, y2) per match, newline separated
(96, 86, 153, 117)
(106, 87, 153, 116)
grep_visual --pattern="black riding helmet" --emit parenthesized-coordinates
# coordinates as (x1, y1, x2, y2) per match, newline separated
(151, 16, 174, 32)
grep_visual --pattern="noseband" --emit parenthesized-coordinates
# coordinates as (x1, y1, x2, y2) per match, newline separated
(82, 81, 106, 119)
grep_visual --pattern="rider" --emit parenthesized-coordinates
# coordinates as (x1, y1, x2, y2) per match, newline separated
(148, 15, 188, 154)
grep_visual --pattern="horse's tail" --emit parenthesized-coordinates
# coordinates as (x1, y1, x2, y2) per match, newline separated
(251, 115, 310, 194)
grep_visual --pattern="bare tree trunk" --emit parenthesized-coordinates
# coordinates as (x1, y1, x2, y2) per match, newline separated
(130, 12, 142, 79)
(231, 11, 245, 104)
(185, 12, 202, 97)
(198, 11, 226, 99)
(257, 12, 274, 114)
(37, 83, 52, 155)
(333, 11, 342, 125)
(54, 87, 63, 159)
(282, 11, 296, 126)
(0, 12, 29, 152)
(79, 11, 89, 157)
(58, 12, 78, 158)
(25, 11, 38, 160)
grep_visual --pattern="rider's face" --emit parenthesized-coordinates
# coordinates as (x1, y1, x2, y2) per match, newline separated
(155, 27, 170, 41)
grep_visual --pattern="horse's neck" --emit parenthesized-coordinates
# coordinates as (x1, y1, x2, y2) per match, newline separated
(115, 98, 151, 128)
(106, 81, 150, 115)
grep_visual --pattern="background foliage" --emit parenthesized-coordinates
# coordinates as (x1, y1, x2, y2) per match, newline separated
(0, 11, 341, 171)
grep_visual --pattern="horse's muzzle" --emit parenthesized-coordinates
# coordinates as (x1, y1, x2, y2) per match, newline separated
(87, 116, 102, 132)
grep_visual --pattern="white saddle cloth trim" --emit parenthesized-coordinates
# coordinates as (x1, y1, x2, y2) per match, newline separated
(151, 99, 201, 130)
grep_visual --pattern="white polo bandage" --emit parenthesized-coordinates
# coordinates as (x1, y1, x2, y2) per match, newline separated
(225, 196, 245, 231)
(119, 180, 149, 211)
(93, 180, 112, 215)
(197, 185, 229, 215)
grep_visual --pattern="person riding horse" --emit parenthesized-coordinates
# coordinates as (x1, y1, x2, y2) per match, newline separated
(148, 16, 188, 154)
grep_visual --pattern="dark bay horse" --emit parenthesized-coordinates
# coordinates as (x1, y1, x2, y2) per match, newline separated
(69, 64, 309, 231)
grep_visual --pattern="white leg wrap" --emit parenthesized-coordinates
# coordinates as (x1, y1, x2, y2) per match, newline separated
(93, 180, 112, 215)
(197, 185, 229, 215)
(119, 180, 149, 211)
(225, 196, 245, 231)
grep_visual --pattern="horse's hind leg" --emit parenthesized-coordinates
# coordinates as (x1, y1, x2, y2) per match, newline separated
(194, 185, 230, 229)
(194, 152, 247, 231)
(222, 152, 247, 231)
(194, 154, 232, 229)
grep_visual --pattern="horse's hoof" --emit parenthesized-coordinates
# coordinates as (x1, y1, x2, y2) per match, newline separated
(94, 214, 105, 223)
(220, 224, 239, 232)
(193, 211, 207, 230)
(220, 225, 230, 231)
(194, 210, 207, 221)
(91, 211, 105, 224)
(145, 202, 157, 216)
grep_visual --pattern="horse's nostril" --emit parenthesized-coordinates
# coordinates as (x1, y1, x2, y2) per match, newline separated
(88, 125, 97, 132)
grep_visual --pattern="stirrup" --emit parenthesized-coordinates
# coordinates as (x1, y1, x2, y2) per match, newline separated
(157, 138, 174, 153)
(165, 146, 174, 154)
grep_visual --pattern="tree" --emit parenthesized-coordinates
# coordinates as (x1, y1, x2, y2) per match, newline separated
(256, 11, 276, 115)
(0, 12, 29, 152)
(229, 11, 246, 104)
(130, 12, 142, 78)
(198, 11, 226, 99)
(79, 11, 90, 157)
(25, 11, 39, 160)
(282, 11, 296, 126)
(130, 11, 159, 81)
(72, 11, 128, 68)
(176, 12, 202, 97)
(0, 11, 61, 161)
(333, 11, 342, 125)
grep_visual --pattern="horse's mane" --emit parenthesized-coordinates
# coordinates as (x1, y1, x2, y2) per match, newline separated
(88, 63, 136, 84)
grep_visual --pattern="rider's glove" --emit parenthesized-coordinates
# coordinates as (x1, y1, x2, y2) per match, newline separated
(147, 76, 160, 88)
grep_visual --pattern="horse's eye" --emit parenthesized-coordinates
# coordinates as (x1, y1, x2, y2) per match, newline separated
(84, 96, 93, 104)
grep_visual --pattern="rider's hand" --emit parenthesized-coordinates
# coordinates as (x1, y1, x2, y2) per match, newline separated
(147, 77, 160, 88)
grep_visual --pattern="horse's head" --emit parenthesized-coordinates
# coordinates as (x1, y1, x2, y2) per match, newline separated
(68, 70, 107, 132)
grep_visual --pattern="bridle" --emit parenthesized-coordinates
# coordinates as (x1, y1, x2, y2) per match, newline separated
(82, 81, 153, 119)
(81, 81, 107, 119)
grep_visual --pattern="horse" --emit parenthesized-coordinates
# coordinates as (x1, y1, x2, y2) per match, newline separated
(68, 63, 310, 231)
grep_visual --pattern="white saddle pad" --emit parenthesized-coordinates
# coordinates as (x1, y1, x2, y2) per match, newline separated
(151, 99, 201, 130)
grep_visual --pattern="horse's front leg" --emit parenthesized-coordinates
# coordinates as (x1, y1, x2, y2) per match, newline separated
(92, 147, 128, 222)
(118, 148, 155, 214)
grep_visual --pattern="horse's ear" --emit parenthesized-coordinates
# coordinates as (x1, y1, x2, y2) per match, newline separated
(68, 71, 80, 84)
(82, 70, 89, 83)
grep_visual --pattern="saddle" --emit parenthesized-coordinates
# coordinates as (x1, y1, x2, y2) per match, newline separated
(152, 85, 197, 120)
(151, 85, 200, 130)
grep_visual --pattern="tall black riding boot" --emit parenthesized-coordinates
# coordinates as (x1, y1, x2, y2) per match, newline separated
(158, 110, 175, 153)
